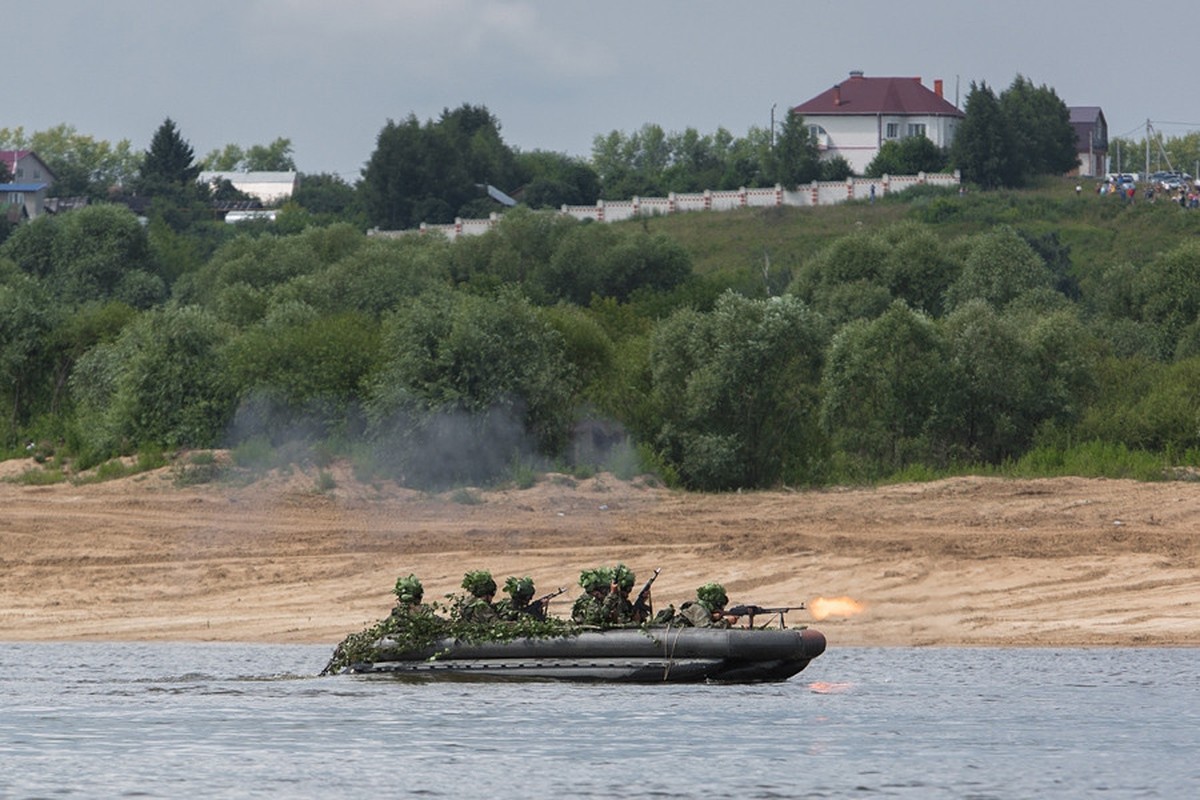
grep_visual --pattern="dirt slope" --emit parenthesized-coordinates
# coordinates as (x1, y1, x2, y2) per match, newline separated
(1, 458, 1196, 647)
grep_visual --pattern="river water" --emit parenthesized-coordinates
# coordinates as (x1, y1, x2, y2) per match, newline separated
(0, 642, 1196, 798)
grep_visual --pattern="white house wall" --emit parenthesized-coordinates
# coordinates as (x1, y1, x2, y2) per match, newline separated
(807, 114, 960, 174)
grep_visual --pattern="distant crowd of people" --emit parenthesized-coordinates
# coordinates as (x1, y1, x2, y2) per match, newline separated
(1093, 180, 1200, 209)
(391, 566, 744, 629)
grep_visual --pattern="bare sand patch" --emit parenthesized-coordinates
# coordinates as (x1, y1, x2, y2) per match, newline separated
(1, 462, 1196, 647)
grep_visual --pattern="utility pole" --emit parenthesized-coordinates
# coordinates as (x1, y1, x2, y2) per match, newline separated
(771, 104, 777, 150)
(1145, 119, 1151, 179)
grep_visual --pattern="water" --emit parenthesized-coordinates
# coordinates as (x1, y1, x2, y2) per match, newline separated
(0, 643, 1196, 798)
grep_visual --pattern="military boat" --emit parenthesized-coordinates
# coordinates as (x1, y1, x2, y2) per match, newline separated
(333, 625, 826, 683)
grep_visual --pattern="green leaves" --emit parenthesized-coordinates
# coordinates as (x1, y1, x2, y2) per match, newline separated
(650, 292, 828, 489)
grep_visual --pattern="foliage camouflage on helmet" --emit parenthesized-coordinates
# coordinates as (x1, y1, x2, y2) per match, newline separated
(393, 573, 424, 605)
(579, 567, 612, 592)
(461, 570, 497, 598)
(696, 582, 728, 610)
(610, 563, 635, 592)
(504, 575, 535, 602)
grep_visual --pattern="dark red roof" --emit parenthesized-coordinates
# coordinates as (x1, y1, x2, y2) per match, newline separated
(793, 72, 963, 117)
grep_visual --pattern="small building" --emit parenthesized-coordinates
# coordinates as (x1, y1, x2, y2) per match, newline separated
(0, 182, 50, 220)
(197, 171, 298, 205)
(792, 71, 964, 174)
(1068, 106, 1108, 178)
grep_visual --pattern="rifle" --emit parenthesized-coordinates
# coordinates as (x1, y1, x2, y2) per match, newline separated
(631, 568, 661, 621)
(533, 586, 567, 608)
(724, 603, 805, 629)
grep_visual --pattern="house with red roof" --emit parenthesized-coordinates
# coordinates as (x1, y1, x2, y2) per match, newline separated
(0, 150, 55, 185)
(792, 71, 964, 174)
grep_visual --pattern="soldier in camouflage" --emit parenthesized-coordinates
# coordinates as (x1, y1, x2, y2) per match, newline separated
(496, 575, 545, 621)
(571, 567, 611, 625)
(457, 570, 500, 623)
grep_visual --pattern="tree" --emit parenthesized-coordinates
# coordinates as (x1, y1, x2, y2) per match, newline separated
(820, 302, 954, 475)
(70, 305, 236, 456)
(649, 292, 829, 489)
(945, 225, 1054, 311)
(865, 136, 948, 178)
(533, 224, 691, 305)
(364, 288, 578, 486)
(770, 111, 821, 187)
(952, 81, 1016, 189)
(515, 150, 601, 208)
(998, 75, 1078, 181)
(361, 104, 515, 230)
(0, 272, 58, 444)
(137, 118, 201, 191)
(204, 138, 297, 172)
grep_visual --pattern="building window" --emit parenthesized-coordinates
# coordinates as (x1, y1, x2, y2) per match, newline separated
(907, 123, 927, 139)
(886, 123, 899, 139)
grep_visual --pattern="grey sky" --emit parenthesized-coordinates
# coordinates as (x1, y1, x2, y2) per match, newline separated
(8, 1, 1196, 180)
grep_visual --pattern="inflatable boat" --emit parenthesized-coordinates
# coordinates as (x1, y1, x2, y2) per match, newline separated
(336, 626, 826, 683)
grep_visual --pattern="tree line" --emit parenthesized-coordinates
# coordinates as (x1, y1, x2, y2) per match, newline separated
(4, 183, 1200, 490)
(4, 71, 1084, 241)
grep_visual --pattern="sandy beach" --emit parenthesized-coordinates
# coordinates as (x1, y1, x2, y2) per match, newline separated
(2, 457, 1197, 648)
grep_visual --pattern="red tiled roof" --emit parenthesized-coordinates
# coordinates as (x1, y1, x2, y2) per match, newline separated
(794, 73, 963, 117)
(0, 149, 33, 168)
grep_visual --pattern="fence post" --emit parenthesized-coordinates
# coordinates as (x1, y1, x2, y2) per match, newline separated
(596, 199, 605, 222)
(811, 180, 819, 206)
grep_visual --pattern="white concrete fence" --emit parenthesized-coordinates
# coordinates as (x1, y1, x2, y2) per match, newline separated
(371, 171, 960, 241)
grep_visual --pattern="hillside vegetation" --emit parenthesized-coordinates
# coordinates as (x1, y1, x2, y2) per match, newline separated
(4, 176, 1200, 491)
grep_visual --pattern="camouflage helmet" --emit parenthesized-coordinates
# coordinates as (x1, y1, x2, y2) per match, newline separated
(504, 575, 536, 602)
(393, 573, 424, 605)
(696, 582, 728, 610)
(579, 567, 612, 592)
(461, 570, 497, 598)
(611, 563, 635, 592)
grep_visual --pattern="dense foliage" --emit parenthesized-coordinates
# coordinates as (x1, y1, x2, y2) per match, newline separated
(7, 100, 1200, 491)
(952, 77, 1078, 189)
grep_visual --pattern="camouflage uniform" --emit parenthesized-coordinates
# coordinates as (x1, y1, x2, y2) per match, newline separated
(497, 576, 545, 621)
(600, 564, 637, 625)
(457, 570, 500, 624)
(676, 582, 733, 628)
(390, 573, 439, 619)
(571, 567, 611, 625)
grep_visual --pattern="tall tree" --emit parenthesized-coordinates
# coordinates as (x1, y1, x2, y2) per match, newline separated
(771, 111, 821, 187)
(951, 81, 1016, 189)
(361, 105, 515, 230)
(999, 75, 1078, 182)
(136, 118, 201, 193)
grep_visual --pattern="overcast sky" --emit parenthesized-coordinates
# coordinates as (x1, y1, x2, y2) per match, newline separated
(8, 1, 1197, 180)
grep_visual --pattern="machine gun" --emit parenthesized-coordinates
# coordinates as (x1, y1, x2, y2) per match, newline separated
(724, 603, 805, 629)
(631, 568, 661, 622)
